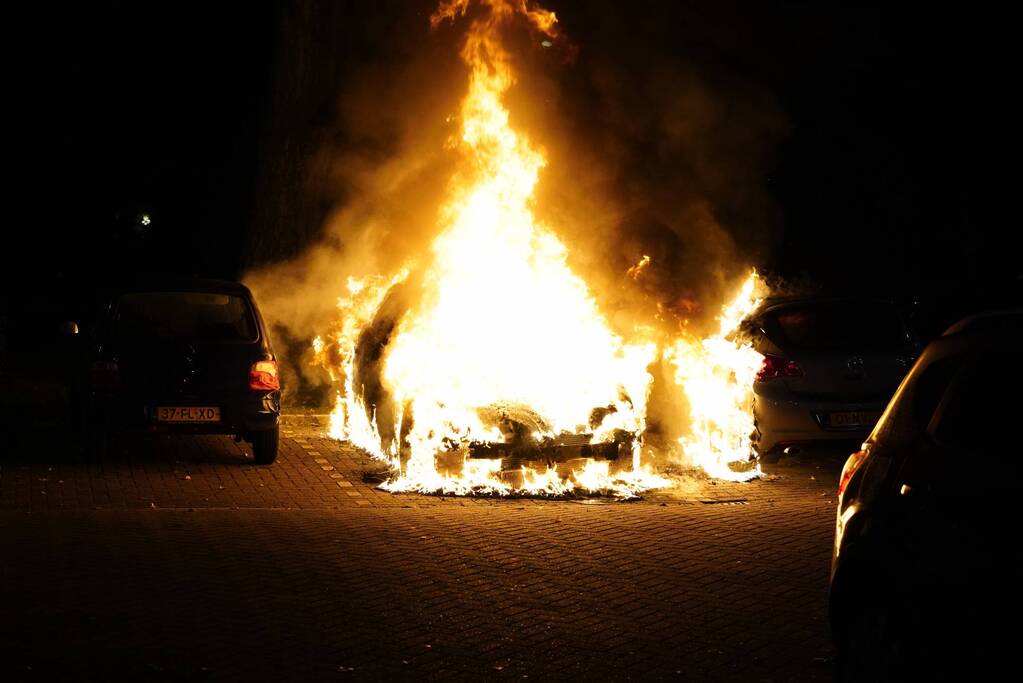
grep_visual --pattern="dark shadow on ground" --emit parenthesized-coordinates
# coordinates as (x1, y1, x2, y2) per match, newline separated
(760, 442, 849, 483)
(0, 400, 254, 468)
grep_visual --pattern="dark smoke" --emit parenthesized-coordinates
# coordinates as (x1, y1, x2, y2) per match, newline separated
(515, 0, 787, 337)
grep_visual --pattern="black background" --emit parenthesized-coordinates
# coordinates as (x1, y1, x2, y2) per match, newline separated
(5, 1, 1019, 341)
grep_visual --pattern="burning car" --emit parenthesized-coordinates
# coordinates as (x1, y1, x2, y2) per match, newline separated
(284, 0, 769, 495)
(738, 297, 916, 462)
(74, 279, 282, 463)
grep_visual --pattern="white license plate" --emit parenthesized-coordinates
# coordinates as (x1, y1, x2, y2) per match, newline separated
(829, 411, 881, 428)
(156, 406, 221, 423)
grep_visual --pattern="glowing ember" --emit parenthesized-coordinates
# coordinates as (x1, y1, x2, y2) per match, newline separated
(627, 255, 652, 280)
(315, 0, 766, 497)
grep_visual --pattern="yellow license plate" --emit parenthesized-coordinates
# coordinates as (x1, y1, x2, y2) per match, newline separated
(830, 411, 881, 428)
(157, 406, 221, 422)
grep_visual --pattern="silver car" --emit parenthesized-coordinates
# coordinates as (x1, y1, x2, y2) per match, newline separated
(740, 297, 916, 462)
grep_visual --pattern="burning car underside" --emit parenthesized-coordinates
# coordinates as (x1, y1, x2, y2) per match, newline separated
(313, 0, 767, 497)
(351, 279, 637, 473)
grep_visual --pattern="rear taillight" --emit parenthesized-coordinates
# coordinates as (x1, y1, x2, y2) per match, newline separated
(838, 448, 869, 496)
(90, 360, 120, 391)
(249, 360, 280, 390)
(755, 354, 803, 382)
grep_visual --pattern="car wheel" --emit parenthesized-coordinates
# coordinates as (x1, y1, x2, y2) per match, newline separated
(758, 446, 782, 464)
(251, 426, 279, 465)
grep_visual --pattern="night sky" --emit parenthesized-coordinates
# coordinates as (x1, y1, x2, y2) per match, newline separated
(6, 1, 1018, 336)
(12, 3, 278, 284)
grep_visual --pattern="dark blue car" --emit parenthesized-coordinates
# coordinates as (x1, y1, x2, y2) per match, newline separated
(76, 278, 282, 463)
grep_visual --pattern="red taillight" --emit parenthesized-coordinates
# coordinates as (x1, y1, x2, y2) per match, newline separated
(838, 449, 869, 496)
(755, 354, 803, 382)
(249, 360, 280, 390)
(90, 360, 120, 391)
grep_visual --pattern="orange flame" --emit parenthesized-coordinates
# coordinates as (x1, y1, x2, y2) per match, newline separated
(317, 0, 765, 496)
(627, 255, 651, 280)
(668, 271, 765, 481)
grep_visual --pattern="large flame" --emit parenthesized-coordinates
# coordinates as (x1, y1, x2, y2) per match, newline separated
(668, 273, 765, 481)
(317, 0, 766, 496)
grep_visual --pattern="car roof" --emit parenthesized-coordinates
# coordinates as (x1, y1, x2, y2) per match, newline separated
(941, 308, 1023, 336)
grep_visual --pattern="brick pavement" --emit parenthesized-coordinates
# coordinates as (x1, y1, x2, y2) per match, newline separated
(0, 420, 845, 681)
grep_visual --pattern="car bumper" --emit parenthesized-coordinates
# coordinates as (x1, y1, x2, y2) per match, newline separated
(91, 390, 281, 436)
(753, 387, 883, 454)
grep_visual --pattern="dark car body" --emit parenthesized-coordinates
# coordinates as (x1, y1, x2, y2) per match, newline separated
(740, 296, 916, 461)
(75, 278, 281, 462)
(828, 309, 1022, 680)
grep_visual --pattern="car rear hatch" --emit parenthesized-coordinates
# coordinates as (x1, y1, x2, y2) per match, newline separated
(115, 338, 261, 401)
(108, 290, 264, 403)
(763, 300, 913, 403)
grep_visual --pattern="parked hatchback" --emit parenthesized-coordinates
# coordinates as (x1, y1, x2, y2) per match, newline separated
(74, 279, 282, 463)
(740, 297, 916, 461)
(828, 309, 1022, 680)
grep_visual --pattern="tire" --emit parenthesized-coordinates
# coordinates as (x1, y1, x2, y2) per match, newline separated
(251, 426, 279, 464)
(758, 446, 782, 464)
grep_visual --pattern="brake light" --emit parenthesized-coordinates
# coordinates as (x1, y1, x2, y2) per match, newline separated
(249, 360, 280, 390)
(755, 354, 803, 382)
(90, 360, 120, 391)
(838, 449, 869, 496)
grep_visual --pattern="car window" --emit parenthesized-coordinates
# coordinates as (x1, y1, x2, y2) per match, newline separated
(768, 302, 908, 353)
(113, 292, 258, 342)
(912, 355, 964, 430)
(932, 352, 1016, 449)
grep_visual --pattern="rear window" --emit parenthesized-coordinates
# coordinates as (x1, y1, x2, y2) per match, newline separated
(768, 302, 908, 353)
(912, 355, 964, 430)
(869, 352, 963, 448)
(113, 292, 258, 342)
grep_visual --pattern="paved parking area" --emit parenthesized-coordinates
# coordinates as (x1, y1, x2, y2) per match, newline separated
(1, 419, 844, 681)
